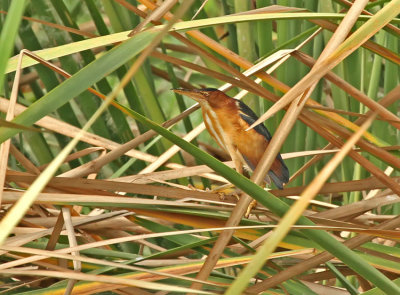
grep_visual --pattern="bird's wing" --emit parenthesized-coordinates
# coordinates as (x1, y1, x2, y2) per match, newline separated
(237, 100, 272, 141)
(237, 100, 289, 188)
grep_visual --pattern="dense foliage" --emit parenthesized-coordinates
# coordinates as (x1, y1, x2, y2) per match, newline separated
(0, 0, 399, 294)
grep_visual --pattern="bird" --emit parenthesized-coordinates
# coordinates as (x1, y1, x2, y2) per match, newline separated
(173, 88, 289, 190)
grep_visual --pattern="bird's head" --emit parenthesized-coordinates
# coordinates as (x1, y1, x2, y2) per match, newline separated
(173, 88, 222, 105)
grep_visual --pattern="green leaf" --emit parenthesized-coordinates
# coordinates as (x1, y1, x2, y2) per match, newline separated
(0, 0, 27, 94)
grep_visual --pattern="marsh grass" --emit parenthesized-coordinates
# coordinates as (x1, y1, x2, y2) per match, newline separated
(0, 0, 399, 294)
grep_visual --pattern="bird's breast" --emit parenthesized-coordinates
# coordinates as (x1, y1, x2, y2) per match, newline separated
(213, 106, 268, 166)
(201, 104, 230, 152)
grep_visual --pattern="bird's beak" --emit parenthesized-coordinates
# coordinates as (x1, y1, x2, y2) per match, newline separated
(172, 88, 206, 102)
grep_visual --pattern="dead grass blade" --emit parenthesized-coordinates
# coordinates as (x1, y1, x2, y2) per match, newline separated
(273, 177, 400, 197)
(0, 10, 98, 38)
(128, 0, 179, 36)
(4, 175, 224, 202)
(61, 207, 80, 294)
(9, 144, 41, 175)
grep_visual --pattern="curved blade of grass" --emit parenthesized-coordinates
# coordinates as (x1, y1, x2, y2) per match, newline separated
(6, 12, 388, 74)
(5, 30, 131, 74)
(167, 12, 385, 32)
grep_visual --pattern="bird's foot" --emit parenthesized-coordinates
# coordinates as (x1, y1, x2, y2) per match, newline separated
(245, 200, 257, 218)
(211, 184, 240, 201)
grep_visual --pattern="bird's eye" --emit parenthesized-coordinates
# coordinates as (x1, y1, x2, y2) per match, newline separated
(202, 92, 210, 97)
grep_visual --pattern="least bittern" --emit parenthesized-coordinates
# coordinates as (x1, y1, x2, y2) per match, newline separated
(173, 88, 289, 214)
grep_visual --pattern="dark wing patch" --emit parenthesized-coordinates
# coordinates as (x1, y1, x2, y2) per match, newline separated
(199, 87, 219, 91)
(238, 100, 272, 141)
(238, 100, 290, 187)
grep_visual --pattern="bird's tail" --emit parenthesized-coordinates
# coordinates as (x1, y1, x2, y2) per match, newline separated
(267, 155, 289, 190)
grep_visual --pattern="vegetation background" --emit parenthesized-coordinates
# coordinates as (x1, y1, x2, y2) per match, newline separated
(0, 0, 399, 294)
